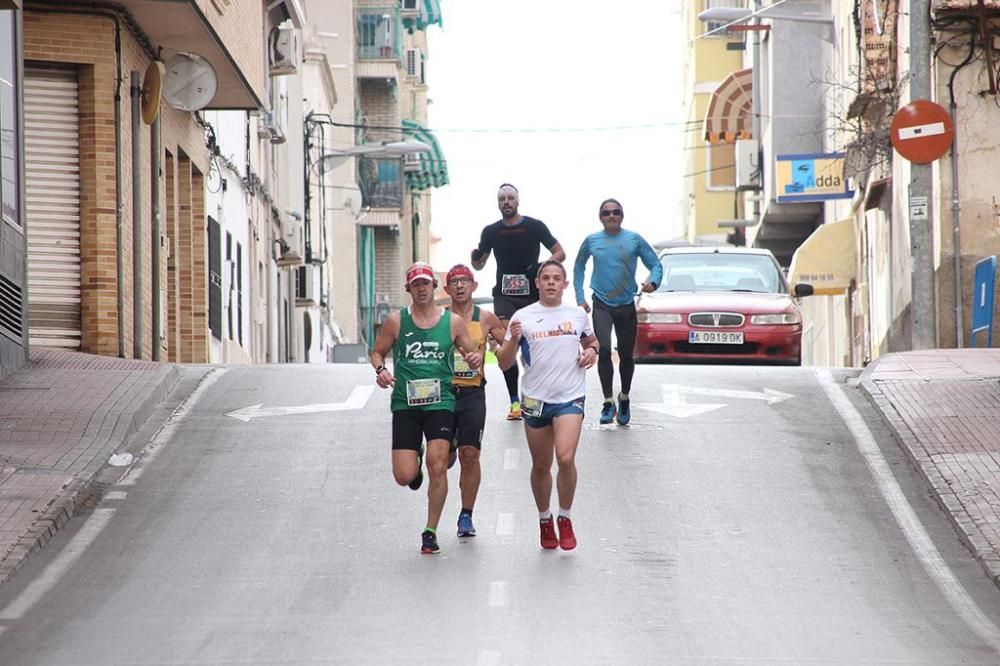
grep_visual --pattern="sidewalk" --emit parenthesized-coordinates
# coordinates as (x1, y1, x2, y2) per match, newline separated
(861, 348, 1000, 587)
(0, 349, 184, 588)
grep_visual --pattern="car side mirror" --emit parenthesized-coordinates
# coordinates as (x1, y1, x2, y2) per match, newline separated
(793, 283, 814, 298)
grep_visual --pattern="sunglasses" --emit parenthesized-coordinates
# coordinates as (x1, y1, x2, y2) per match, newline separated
(600, 209, 623, 217)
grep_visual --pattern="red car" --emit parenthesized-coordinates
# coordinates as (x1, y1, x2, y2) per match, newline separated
(634, 246, 814, 365)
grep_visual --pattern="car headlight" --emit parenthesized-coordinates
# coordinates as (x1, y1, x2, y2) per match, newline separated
(637, 312, 683, 324)
(750, 313, 801, 325)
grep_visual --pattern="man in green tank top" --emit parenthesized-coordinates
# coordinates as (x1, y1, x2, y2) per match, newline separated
(371, 262, 483, 555)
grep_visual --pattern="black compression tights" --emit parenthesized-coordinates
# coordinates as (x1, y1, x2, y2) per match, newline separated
(503, 363, 519, 402)
(593, 300, 638, 399)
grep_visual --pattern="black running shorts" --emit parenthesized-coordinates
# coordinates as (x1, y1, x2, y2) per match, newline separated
(493, 294, 537, 321)
(453, 386, 486, 449)
(391, 409, 454, 451)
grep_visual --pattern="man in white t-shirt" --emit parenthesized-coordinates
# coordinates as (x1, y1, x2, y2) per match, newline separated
(496, 259, 598, 551)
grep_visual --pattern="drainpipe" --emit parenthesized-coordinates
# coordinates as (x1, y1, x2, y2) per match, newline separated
(151, 114, 161, 360)
(130, 70, 143, 358)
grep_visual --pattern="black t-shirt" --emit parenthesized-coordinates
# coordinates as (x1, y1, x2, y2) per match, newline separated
(477, 216, 558, 299)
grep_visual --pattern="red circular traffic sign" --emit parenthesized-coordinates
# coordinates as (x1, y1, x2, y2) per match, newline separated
(890, 100, 954, 164)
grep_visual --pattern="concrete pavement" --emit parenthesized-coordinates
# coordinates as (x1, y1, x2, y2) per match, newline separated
(2, 346, 1000, 596)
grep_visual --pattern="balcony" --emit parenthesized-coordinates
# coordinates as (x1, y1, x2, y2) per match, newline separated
(359, 157, 403, 209)
(356, 8, 402, 80)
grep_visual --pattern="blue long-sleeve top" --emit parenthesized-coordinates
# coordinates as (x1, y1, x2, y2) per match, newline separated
(573, 229, 663, 308)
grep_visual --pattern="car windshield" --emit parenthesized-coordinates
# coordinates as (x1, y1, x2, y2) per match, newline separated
(657, 252, 786, 294)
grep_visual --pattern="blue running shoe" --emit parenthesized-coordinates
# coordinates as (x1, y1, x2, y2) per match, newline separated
(617, 398, 631, 426)
(599, 401, 617, 425)
(457, 512, 476, 537)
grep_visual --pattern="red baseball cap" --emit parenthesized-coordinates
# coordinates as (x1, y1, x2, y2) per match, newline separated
(405, 262, 436, 285)
(446, 264, 474, 283)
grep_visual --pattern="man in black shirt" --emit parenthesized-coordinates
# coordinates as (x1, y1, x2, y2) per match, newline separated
(471, 183, 565, 420)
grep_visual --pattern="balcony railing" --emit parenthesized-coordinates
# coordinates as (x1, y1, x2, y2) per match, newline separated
(359, 157, 403, 209)
(357, 9, 402, 61)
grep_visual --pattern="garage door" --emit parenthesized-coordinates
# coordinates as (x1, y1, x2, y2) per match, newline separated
(24, 67, 81, 349)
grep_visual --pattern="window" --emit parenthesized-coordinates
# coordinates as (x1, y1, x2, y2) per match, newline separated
(0, 13, 19, 227)
(208, 217, 222, 340)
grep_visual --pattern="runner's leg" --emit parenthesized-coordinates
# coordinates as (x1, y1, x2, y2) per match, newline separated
(591, 301, 615, 399)
(613, 304, 639, 395)
(524, 423, 555, 512)
(391, 411, 422, 486)
(552, 413, 584, 511)
(425, 438, 450, 530)
(459, 446, 481, 509)
(391, 450, 420, 486)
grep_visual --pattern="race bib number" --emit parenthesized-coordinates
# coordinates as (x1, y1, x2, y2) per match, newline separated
(406, 378, 442, 406)
(501, 274, 530, 296)
(521, 395, 544, 418)
(454, 352, 477, 379)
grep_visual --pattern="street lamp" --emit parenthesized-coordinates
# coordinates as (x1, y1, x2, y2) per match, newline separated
(314, 140, 431, 175)
(697, 6, 834, 42)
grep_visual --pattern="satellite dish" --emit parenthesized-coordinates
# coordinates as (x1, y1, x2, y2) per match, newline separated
(140, 61, 165, 125)
(162, 53, 218, 112)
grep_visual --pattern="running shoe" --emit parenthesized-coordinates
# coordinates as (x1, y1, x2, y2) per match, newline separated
(539, 517, 558, 550)
(616, 398, 631, 426)
(421, 530, 440, 554)
(507, 401, 523, 421)
(557, 516, 577, 551)
(457, 511, 476, 537)
(599, 401, 617, 425)
(408, 444, 424, 491)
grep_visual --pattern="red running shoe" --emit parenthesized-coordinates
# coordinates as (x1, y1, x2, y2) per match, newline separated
(557, 516, 576, 551)
(539, 518, 558, 549)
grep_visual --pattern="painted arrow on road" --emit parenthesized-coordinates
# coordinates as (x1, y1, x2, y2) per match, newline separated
(226, 385, 375, 422)
(633, 384, 795, 418)
(659, 384, 794, 405)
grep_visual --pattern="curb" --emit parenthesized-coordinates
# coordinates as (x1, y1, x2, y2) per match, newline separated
(858, 365, 1000, 590)
(0, 364, 181, 589)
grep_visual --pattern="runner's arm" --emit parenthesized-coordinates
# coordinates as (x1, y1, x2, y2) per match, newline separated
(471, 227, 492, 270)
(637, 235, 663, 292)
(578, 334, 599, 369)
(370, 313, 400, 388)
(482, 311, 507, 349)
(548, 241, 567, 263)
(572, 238, 592, 309)
(451, 315, 483, 369)
(496, 318, 522, 371)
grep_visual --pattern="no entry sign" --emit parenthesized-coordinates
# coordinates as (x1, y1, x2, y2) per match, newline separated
(890, 100, 954, 164)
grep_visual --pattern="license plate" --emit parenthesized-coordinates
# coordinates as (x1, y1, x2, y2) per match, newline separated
(688, 330, 743, 344)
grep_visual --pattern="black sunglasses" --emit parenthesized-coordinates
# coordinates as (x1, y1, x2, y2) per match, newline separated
(600, 209, 623, 217)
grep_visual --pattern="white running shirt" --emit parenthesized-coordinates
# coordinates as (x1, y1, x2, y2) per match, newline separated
(505, 302, 593, 404)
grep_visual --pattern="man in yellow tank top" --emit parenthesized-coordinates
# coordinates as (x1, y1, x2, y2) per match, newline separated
(444, 264, 506, 538)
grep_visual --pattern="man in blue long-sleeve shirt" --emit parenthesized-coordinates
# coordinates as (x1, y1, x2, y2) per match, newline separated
(573, 198, 662, 425)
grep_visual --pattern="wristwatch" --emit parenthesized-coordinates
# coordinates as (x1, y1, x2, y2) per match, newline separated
(374, 364, 385, 375)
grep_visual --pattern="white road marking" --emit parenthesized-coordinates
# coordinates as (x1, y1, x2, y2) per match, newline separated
(634, 385, 725, 418)
(659, 384, 794, 404)
(496, 512, 516, 536)
(103, 491, 128, 501)
(816, 368, 1000, 651)
(0, 508, 116, 620)
(487, 581, 508, 607)
(225, 385, 374, 422)
(120, 368, 227, 486)
(502, 448, 520, 471)
(477, 650, 502, 666)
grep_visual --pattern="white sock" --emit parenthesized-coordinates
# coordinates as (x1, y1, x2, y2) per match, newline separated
(558, 508, 571, 520)
(539, 509, 552, 521)
(618, 392, 629, 401)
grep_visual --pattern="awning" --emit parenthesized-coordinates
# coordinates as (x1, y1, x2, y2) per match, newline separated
(112, 0, 264, 109)
(703, 68, 752, 144)
(403, 0, 443, 31)
(788, 218, 856, 295)
(401, 119, 449, 191)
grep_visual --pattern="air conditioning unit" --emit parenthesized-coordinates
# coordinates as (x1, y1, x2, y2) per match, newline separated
(261, 110, 286, 145)
(277, 213, 304, 267)
(269, 23, 300, 77)
(403, 152, 421, 172)
(735, 139, 761, 191)
(400, 0, 419, 17)
(405, 48, 422, 79)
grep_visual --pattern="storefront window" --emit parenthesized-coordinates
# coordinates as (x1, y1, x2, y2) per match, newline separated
(0, 11, 20, 227)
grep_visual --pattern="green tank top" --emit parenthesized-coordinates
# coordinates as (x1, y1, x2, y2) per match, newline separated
(390, 307, 456, 412)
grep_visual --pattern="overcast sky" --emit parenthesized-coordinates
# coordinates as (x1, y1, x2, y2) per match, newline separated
(426, 1, 687, 296)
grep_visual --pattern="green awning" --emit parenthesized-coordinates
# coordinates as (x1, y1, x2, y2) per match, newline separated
(402, 119, 449, 191)
(403, 0, 443, 31)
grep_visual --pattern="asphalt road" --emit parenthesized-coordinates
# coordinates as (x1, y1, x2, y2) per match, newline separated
(1, 362, 1000, 665)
